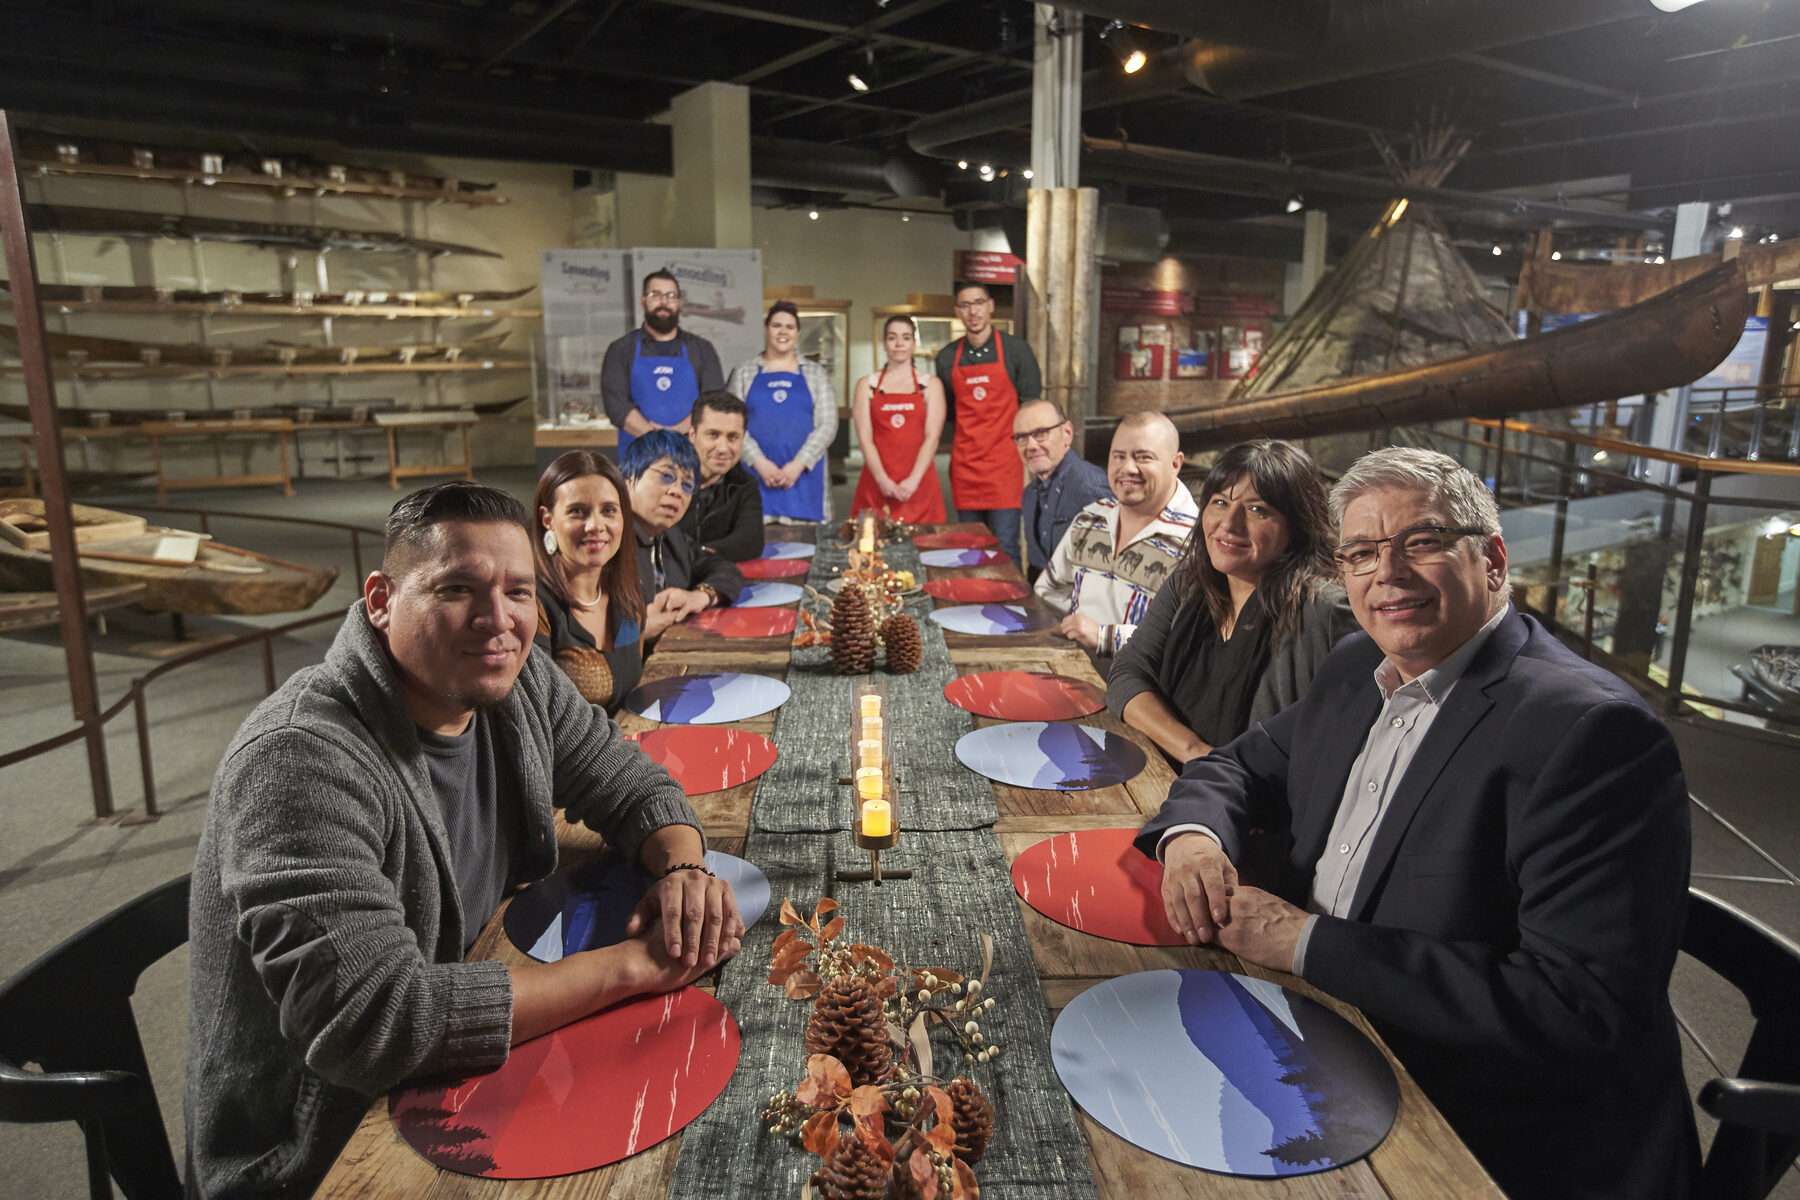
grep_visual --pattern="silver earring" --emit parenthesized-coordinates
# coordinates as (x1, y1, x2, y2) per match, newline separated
(543, 528, 559, 555)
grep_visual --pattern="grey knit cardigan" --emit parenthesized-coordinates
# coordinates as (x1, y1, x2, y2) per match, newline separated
(183, 602, 696, 1198)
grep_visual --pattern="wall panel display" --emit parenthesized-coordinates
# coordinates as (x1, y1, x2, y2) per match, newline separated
(540, 249, 631, 424)
(630, 248, 765, 377)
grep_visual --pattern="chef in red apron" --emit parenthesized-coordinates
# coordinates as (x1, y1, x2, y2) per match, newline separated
(937, 283, 1042, 563)
(851, 315, 947, 524)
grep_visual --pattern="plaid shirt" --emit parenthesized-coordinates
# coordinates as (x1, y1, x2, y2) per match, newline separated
(1033, 485, 1198, 655)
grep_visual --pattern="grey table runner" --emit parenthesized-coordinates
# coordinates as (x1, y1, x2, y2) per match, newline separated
(667, 832, 1099, 1199)
(752, 535, 999, 834)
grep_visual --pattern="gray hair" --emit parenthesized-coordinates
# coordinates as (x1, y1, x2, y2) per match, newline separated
(1329, 447, 1502, 534)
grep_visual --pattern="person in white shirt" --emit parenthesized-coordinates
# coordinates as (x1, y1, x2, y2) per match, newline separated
(1033, 411, 1195, 656)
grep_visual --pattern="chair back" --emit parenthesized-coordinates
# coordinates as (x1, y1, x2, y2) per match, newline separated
(0, 874, 190, 1199)
(1684, 887, 1800, 1200)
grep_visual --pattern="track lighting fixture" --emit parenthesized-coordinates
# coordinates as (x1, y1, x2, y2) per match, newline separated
(1285, 194, 1303, 214)
(1099, 21, 1147, 75)
(808, 210, 820, 221)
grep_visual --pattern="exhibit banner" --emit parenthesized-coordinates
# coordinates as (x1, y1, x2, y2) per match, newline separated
(630, 248, 765, 376)
(541, 249, 631, 423)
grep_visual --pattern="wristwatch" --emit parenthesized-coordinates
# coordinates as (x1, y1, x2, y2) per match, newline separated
(694, 583, 720, 609)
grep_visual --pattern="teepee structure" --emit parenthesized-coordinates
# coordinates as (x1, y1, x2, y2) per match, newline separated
(1234, 124, 1515, 403)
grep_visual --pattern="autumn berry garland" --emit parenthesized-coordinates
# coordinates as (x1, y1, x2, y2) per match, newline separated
(762, 897, 1001, 1199)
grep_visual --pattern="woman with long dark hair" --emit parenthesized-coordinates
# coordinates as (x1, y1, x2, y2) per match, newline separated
(533, 450, 646, 712)
(1107, 439, 1355, 764)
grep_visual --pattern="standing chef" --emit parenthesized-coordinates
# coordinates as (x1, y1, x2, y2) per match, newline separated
(602, 268, 726, 457)
(934, 282, 1042, 563)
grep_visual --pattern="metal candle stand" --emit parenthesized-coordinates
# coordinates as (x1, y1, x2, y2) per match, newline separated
(835, 681, 912, 887)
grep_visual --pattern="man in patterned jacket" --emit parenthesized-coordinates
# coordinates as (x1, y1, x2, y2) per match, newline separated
(1034, 411, 1196, 656)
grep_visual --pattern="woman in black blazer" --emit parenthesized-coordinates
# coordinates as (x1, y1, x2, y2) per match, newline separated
(533, 450, 645, 712)
(1108, 439, 1355, 765)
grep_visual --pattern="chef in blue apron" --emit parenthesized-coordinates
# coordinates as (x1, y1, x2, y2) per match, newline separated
(728, 300, 838, 523)
(600, 268, 726, 456)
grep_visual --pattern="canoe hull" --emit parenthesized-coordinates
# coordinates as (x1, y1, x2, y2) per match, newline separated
(0, 539, 337, 616)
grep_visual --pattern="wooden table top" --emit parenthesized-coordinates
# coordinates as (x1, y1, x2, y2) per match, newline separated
(316, 524, 1499, 1198)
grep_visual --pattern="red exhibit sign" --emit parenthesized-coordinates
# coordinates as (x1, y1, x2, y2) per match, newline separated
(1190, 294, 1280, 318)
(1101, 287, 1191, 316)
(956, 250, 1023, 285)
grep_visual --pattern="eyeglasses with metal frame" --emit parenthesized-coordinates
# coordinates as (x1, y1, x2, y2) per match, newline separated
(1011, 421, 1069, 446)
(1334, 524, 1489, 576)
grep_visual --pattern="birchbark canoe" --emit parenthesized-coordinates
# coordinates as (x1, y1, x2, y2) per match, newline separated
(25, 204, 502, 258)
(0, 326, 509, 367)
(0, 396, 526, 427)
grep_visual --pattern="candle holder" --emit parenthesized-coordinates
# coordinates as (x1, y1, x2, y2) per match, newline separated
(836, 682, 912, 887)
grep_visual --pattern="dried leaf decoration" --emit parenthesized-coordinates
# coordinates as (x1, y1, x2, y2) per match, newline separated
(923, 1086, 957, 1155)
(908, 1147, 939, 1200)
(800, 1109, 839, 1160)
(784, 970, 823, 1000)
(819, 915, 846, 944)
(797, 1054, 853, 1108)
(848, 943, 894, 971)
(909, 1012, 934, 1080)
(780, 898, 804, 927)
(953, 1157, 980, 1198)
(849, 1085, 888, 1156)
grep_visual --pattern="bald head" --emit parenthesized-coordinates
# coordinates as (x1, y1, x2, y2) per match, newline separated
(1107, 412, 1185, 514)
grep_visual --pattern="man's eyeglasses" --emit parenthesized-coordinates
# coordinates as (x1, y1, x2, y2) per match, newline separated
(1011, 421, 1068, 446)
(645, 289, 681, 304)
(652, 467, 696, 496)
(1334, 524, 1488, 576)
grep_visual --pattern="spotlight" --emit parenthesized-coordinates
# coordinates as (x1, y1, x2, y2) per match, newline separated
(901, 213, 911, 222)
(847, 72, 869, 92)
(1591, 449, 1609, 464)
(1491, 244, 1503, 257)
(808, 210, 820, 221)
(978, 163, 996, 181)
(1022, 168, 1034, 180)
(1551, 251, 1562, 261)
(1099, 20, 1147, 75)
(1285, 194, 1303, 214)
(957, 160, 969, 171)
(1728, 226, 1745, 239)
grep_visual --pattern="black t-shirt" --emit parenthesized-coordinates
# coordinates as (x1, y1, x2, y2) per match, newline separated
(1158, 588, 1275, 749)
(416, 714, 513, 952)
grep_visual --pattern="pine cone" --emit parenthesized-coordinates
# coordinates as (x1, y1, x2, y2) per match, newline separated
(947, 1077, 995, 1164)
(810, 1134, 890, 1200)
(831, 586, 878, 674)
(880, 614, 923, 675)
(804, 976, 893, 1086)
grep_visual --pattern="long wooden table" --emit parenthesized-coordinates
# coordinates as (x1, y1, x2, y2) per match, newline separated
(317, 525, 1499, 1198)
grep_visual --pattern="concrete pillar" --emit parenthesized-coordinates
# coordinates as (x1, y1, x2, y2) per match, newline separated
(1644, 201, 1709, 480)
(667, 82, 752, 248)
(1030, 5, 1082, 189)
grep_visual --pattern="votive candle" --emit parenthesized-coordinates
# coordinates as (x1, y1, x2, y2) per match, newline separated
(861, 715, 883, 743)
(859, 513, 877, 554)
(857, 739, 883, 770)
(855, 768, 884, 802)
(861, 797, 892, 838)
(859, 693, 882, 719)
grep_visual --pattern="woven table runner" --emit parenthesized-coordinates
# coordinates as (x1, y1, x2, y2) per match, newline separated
(667, 831, 1100, 1200)
(752, 535, 998, 834)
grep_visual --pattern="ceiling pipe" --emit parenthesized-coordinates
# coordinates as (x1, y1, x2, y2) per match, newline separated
(1083, 137, 1669, 231)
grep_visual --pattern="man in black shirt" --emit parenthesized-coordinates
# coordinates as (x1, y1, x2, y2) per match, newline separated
(601, 268, 726, 456)
(681, 390, 765, 562)
(620, 428, 745, 643)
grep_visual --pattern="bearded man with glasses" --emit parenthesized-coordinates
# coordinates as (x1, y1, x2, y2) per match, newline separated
(1015, 398, 1110, 584)
(601, 268, 726, 456)
(1135, 446, 1698, 1200)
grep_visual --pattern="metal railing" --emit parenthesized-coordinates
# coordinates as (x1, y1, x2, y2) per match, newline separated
(1685, 384, 1800, 462)
(0, 507, 375, 821)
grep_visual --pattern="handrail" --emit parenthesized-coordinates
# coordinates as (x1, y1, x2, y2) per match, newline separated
(1468, 417, 1800, 479)
(0, 508, 377, 820)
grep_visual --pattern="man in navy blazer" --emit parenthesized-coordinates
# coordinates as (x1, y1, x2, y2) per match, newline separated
(1016, 399, 1110, 583)
(1136, 447, 1697, 1199)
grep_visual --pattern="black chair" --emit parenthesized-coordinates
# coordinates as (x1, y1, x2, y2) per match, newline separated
(1682, 887, 1800, 1200)
(0, 874, 190, 1200)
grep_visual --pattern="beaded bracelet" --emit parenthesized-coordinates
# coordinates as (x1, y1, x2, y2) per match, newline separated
(661, 861, 713, 878)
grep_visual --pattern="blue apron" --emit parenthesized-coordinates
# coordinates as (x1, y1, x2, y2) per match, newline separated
(619, 331, 699, 456)
(745, 366, 825, 521)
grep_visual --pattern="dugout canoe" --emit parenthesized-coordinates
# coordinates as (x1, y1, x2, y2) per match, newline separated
(1094, 260, 1750, 451)
(0, 501, 337, 615)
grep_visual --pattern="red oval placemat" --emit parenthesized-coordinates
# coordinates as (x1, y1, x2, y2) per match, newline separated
(738, 556, 810, 580)
(627, 725, 778, 794)
(391, 987, 740, 1178)
(944, 670, 1106, 721)
(915, 530, 999, 550)
(922, 576, 1029, 603)
(684, 607, 799, 638)
(1011, 827, 1185, 946)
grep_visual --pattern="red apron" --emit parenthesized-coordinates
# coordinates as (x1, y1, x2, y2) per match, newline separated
(948, 334, 1024, 510)
(851, 364, 947, 524)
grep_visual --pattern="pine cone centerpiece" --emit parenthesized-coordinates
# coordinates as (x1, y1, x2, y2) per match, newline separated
(830, 585, 877, 674)
(810, 1135, 889, 1200)
(881, 613, 923, 675)
(947, 1077, 995, 1164)
(804, 976, 893, 1086)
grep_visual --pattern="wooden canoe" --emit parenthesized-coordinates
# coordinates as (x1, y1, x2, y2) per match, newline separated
(1098, 260, 1751, 451)
(0, 502, 337, 615)
(2, 282, 539, 319)
(0, 326, 509, 367)
(0, 585, 145, 634)
(25, 204, 503, 258)
(0, 395, 526, 428)
(1518, 241, 1800, 315)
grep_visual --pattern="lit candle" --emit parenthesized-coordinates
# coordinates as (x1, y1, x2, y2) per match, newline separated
(858, 739, 883, 770)
(858, 513, 876, 554)
(861, 797, 892, 838)
(859, 693, 882, 719)
(861, 715, 883, 743)
(855, 768, 884, 802)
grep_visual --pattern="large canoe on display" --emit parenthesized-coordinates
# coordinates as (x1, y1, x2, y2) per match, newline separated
(1, 281, 537, 316)
(1518, 241, 1800, 315)
(1118, 260, 1750, 451)
(0, 326, 509, 367)
(0, 395, 526, 428)
(24, 204, 502, 258)
(0, 501, 337, 615)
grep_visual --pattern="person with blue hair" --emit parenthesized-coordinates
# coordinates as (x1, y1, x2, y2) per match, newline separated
(619, 429, 744, 643)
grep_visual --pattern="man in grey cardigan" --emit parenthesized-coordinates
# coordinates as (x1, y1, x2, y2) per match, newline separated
(185, 482, 742, 1198)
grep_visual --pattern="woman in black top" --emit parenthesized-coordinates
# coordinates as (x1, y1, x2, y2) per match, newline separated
(1108, 439, 1354, 766)
(533, 450, 645, 712)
